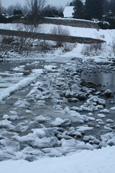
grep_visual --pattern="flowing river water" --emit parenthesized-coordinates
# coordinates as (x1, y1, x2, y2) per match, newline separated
(0, 58, 115, 161)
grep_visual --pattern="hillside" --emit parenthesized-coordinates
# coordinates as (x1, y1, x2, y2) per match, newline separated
(0, 19, 115, 58)
(0, 17, 104, 44)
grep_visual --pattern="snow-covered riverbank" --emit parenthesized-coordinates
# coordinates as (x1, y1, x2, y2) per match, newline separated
(0, 146, 115, 173)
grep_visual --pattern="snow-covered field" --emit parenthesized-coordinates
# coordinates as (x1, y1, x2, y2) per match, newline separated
(0, 21, 115, 173)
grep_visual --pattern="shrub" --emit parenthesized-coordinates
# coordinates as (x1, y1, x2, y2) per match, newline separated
(38, 41, 51, 52)
(99, 17, 115, 29)
(106, 17, 115, 29)
(0, 14, 7, 23)
(51, 26, 70, 47)
(2, 36, 14, 44)
(98, 21, 110, 29)
(82, 43, 102, 56)
(63, 43, 76, 52)
(51, 25, 70, 36)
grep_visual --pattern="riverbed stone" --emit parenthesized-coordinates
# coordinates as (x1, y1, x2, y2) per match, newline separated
(103, 89, 113, 98)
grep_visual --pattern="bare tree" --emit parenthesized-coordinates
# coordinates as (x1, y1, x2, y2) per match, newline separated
(26, 0, 47, 25)
(16, 24, 38, 55)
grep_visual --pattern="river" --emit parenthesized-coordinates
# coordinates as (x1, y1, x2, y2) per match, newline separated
(0, 58, 115, 161)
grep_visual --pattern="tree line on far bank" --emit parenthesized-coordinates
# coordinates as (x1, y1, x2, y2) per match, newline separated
(0, 0, 115, 29)
(72, 0, 115, 29)
(0, 0, 63, 24)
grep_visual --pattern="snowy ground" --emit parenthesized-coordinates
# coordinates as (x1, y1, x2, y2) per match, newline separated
(0, 22, 115, 59)
(0, 146, 115, 173)
(0, 21, 115, 172)
(0, 22, 115, 44)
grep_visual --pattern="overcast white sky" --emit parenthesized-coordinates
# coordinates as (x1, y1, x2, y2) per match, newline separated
(2, 0, 72, 8)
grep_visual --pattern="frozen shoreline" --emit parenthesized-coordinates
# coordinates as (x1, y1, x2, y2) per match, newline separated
(0, 146, 115, 173)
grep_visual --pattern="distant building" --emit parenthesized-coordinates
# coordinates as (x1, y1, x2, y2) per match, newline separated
(63, 6, 74, 18)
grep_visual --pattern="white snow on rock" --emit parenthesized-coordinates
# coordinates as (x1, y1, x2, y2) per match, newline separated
(110, 107, 115, 111)
(44, 65, 56, 71)
(97, 113, 106, 118)
(106, 119, 114, 123)
(0, 120, 14, 130)
(78, 96, 105, 112)
(52, 118, 71, 126)
(3, 114, 19, 121)
(100, 109, 110, 113)
(96, 119, 105, 125)
(77, 125, 93, 133)
(100, 132, 115, 147)
(35, 115, 51, 122)
(32, 129, 46, 138)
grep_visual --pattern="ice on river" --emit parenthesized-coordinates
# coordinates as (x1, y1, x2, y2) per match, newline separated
(0, 58, 115, 163)
(0, 69, 43, 101)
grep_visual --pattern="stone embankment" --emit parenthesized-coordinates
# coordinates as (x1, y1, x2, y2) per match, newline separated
(39, 18, 100, 29)
(0, 29, 105, 44)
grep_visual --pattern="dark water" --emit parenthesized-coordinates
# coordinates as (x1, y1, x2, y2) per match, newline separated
(81, 70, 115, 92)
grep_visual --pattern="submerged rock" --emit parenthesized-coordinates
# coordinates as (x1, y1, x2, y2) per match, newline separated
(52, 118, 71, 127)
(103, 89, 113, 98)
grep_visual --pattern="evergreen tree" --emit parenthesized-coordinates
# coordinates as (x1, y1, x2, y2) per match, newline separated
(42, 5, 63, 17)
(110, 0, 115, 15)
(103, 0, 110, 15)
(13, 9, 23, 16)
(73, 0, 84, 19)
(95, 0, 104, 19)
(85, 0, 104, 20)
(85, 0, 93, 19)
(70, 2, 74, 6)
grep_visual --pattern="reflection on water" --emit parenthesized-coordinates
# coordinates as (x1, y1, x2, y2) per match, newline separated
(81, 71, 115, 92)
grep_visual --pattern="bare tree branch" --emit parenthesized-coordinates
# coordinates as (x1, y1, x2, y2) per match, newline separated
(25, 0, 46, 25)
(26, 0, 46, 17)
